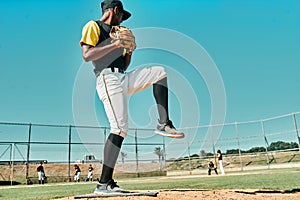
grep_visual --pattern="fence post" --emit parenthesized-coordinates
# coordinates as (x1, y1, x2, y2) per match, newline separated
(10, 143, 15, 186)
(26, 123, 32, 184)
(134, 129, 139, 177)
(234, 122, 243, 171)
(104, 127, 107, 143)
(292, 113, 300, 152)
(260, 121, 270, 169)
(68, 125, 72, 182)
(162, 136, 166, 167)
(185, 129, 192, 175)
(187, 144, 192, 174)
(210, 125, 217, 166)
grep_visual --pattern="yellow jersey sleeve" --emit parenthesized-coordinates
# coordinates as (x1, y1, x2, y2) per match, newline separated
(80, 21, 100, 47)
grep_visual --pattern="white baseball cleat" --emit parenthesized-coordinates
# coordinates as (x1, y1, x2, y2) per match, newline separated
(94, 179, 128, 194)
(155, 120, 185, 139)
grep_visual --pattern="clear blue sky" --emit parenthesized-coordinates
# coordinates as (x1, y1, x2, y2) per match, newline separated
(0, 0, 300, 158)
(1, 0, 299, 126)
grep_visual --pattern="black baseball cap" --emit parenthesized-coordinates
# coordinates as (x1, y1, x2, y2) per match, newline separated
(101, 0, 131, 21)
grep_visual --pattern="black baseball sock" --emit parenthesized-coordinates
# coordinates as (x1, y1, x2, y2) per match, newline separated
(99, 133, 124, 183)
(153, 77, 169, 124)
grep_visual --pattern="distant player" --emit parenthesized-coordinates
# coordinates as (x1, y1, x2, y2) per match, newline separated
(216, 149, 225, 175)
(79, 0, 184, 194)
(208, 161, 218, 175)
(88, 164, 94, 181)
(36, 162, 45, 184)
(74, 164, 81, 182)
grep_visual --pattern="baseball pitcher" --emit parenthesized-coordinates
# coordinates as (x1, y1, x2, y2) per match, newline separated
(80, 0, 184, 194)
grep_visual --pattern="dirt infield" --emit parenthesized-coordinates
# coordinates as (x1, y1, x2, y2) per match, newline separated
(56, 190, 300, 200)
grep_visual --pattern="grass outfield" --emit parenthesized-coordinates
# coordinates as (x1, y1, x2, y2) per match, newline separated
(0, 168, 299, 200)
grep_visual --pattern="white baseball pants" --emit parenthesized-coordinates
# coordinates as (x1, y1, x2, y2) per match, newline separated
(96, 66, 167, 138)
(219, 160, 225, 175)
(38, 172, 44, 181)
(74, 172, 81, 181)
(88, 171, 93, 179)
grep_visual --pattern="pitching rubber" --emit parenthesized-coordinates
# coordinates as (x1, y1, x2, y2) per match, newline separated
(74, 191, 159, 198)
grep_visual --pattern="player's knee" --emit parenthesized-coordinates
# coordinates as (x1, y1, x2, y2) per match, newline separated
(152, 66, 167, 81)
(157, 66, 167, 76)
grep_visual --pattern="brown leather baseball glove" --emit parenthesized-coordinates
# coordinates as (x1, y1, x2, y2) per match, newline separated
(110, 25, 136, 52)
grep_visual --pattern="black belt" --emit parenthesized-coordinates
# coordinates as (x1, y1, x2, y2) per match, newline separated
(109, 67, 125, 73)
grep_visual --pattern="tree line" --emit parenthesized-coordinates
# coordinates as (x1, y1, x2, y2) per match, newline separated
(119, 141, 299, 163)
(225, 141, 299, 155)
(197, 141, 299, 158)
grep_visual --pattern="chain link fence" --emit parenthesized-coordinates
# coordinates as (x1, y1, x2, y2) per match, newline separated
(1, 112, 300, 184)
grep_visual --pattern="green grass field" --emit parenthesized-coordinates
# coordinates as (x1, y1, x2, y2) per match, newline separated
(0, 168, 299, 200)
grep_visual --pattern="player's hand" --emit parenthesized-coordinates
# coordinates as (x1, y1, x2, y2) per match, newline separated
(110, 25, 136, 52)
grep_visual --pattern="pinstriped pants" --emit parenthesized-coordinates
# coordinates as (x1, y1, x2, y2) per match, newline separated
(96, 66, 167, 138)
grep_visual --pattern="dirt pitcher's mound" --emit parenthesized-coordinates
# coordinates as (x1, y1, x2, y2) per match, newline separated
(56, 189, 300, 200)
